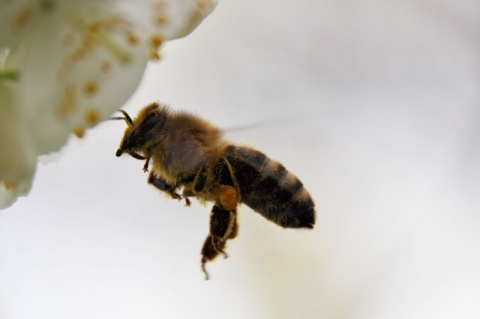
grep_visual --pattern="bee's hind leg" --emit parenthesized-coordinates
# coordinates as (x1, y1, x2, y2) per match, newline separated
(200, 204, 238, 280)
(201, 235, 226, 280)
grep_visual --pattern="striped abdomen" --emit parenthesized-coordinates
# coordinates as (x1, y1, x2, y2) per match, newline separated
(224, 145, 315, 229)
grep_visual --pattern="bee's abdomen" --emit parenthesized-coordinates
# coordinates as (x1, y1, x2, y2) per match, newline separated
(225, 145, 315, 229)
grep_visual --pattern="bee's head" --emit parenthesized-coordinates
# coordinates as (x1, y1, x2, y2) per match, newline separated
(114, 102, 167, 159)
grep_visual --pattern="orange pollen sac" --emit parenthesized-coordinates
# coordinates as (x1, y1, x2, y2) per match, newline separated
(217, 185, 238, 211)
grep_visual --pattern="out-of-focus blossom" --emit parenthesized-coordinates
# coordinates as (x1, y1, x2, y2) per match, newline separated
(0, 0, 217, 208)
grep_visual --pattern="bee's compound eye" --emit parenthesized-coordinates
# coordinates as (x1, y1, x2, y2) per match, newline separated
(116, 149, 123, 157)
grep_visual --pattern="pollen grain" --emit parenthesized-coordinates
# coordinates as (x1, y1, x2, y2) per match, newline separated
(13, 7, 32, 31)
(85, 108, 100, 126)
(2, 181, 16, 191)
(154, 14, 168, 25)
(126, 31, 139, 45)
(83, 80, 98, 96)
(73, 127, 85, 138)
(100, 60, 112, 73)
(55, 85, 76, 119)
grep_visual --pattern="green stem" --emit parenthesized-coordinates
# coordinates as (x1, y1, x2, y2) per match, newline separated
(0, 70, 19, 81)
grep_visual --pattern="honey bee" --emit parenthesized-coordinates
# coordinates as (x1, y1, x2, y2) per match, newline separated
(114, 102, 315, 279)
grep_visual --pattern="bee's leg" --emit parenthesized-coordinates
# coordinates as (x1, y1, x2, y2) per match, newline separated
(217, 157, 239, 211)
(181, 184, 195, 207)
(201, 235, 226, 280)
(127, 151, 150, 172)
(228, 216, 239, 240)
(200, 205, 237, 280)
(184, 164, 208, 195)
(182, 165, 208, 207)
(147, 172, 181, 201)
(142, 147, 155, 173)
(210, 205, 237, 254)
(143, 157, 150, 173)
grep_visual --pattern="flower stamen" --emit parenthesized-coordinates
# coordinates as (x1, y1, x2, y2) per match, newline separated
(55, 85, 76, 119)
(89, 29, 132, 64)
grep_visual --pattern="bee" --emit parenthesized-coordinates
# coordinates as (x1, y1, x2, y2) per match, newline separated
(114, 102, 315, 279)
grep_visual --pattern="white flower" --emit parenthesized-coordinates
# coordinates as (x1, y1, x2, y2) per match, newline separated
(0, 0, 218, 208)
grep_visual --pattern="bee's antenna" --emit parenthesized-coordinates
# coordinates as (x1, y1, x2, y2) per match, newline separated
(119, 110, 133, 125)
(110, 110, 134, 126)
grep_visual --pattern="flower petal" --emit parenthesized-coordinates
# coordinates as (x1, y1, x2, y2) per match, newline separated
(0, 0, 218, 209)
(0, 78, 36, 209)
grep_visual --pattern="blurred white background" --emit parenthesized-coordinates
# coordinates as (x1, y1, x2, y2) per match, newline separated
(1, 0, 480, 318)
